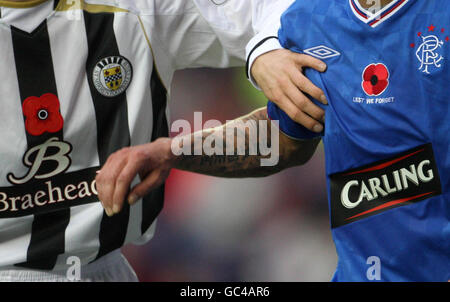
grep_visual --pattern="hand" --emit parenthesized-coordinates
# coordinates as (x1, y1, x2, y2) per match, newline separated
(251, 49, 328, 133)
(95, 138, 174, 216)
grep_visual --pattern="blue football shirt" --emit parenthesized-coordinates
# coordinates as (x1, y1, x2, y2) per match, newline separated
(268, 0, 450, 281)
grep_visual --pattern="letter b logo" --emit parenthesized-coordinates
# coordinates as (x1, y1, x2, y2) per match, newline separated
(8, 137, 72, 185)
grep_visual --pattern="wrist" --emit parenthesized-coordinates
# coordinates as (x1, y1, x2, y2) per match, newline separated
(247, 37, 283, 89)
(154, 137, 178, 168)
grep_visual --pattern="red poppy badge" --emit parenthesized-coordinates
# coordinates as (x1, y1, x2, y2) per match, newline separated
(22, 93, 64, 136)
(362, 63, 390, 96)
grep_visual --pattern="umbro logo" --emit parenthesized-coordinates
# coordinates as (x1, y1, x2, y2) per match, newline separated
(303, 45, 341, 60)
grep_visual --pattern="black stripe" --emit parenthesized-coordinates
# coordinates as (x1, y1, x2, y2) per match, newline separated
(141, 66, 169, 234)
(83, 11, 131, 261)
(245, 36, 279, 79)
(53, 0, 60, 10)
(11, 21, 70, 270)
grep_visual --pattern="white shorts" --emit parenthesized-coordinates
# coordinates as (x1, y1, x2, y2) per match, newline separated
(0, 250, 138, 282)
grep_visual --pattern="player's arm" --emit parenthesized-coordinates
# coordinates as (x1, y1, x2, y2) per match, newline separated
(140, 0, 292, 68)
(139, 0, 327, 132)
(96, 107, 320, 216)
(247, 1, 328, 133)
(172, 107, 320, 178)
(191, 0, 330, 131)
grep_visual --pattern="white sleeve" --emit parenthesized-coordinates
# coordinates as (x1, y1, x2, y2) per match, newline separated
(136, 0, 290, 70)
(245, 0, 295, 90)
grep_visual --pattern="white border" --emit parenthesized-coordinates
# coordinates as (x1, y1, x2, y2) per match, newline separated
(349, 0, 409, 27)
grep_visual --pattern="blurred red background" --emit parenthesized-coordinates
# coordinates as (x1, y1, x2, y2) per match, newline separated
(122, 68, 337, 281)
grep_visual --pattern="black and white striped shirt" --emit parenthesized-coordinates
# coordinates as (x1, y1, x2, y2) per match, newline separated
(0, 0, 289, 271)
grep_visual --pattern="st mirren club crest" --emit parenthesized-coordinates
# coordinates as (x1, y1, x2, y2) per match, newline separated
(93, 56, 133, 97)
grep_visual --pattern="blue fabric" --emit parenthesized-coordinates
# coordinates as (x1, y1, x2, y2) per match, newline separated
(269, 0, 450, 281)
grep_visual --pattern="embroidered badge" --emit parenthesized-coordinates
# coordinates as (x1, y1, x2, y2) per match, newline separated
(93, 56, 133, 97)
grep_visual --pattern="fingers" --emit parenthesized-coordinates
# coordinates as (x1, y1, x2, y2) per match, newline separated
(95, 139, 175, 216)
(97, 148, 149, 216)
(278, 95, 324, 133)
(290, 53, 328, 104)
(111, 160, 142, 215)
(293, 53, 327, 73)
(282, 77, 325, 124)
(96, 152, 128, 216)
(288, 67, 328, 105)
(279, 54, 328, 129)
(127, 169, 168, 205)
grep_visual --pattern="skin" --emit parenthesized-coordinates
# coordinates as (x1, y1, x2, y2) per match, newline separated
(358, 0, 394, 10)
(251, 50, 328, 133)
(5, 0, 329, 134)
(251, 0, 396, 132)
(3, 0, 325, 213)
(3, 0, 327, 138)
(5, 1, 393, 134)
(96, 108, 320, 216)
(96, 0, 399, 215)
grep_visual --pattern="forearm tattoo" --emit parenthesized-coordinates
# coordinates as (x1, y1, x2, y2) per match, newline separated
(173, 108, 285, 178)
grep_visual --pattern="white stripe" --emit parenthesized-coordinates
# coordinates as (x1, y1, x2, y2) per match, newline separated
(0, 216, 35, 267)
(55, 203, 104, 267)
(370, 0, 409, 28)
(141, 13, 173, 242)
(137, 16, 174, 89)
(349, 0, 370, 24)
(352, 0, 368, 15)
(47, 11, 103, 268)
(354, 0, 394, 19)
(113, 13, 155, 244)
(0, 31, 28, 186)
(349, 0, 407, 26)
(0, 26, 33, 267)
(48, 13, 100, 173)
(0, 0, 54, 33)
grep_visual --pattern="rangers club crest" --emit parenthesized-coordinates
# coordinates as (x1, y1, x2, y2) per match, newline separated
(93, 56, 132, 97)
(410, 24, 448, 74)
